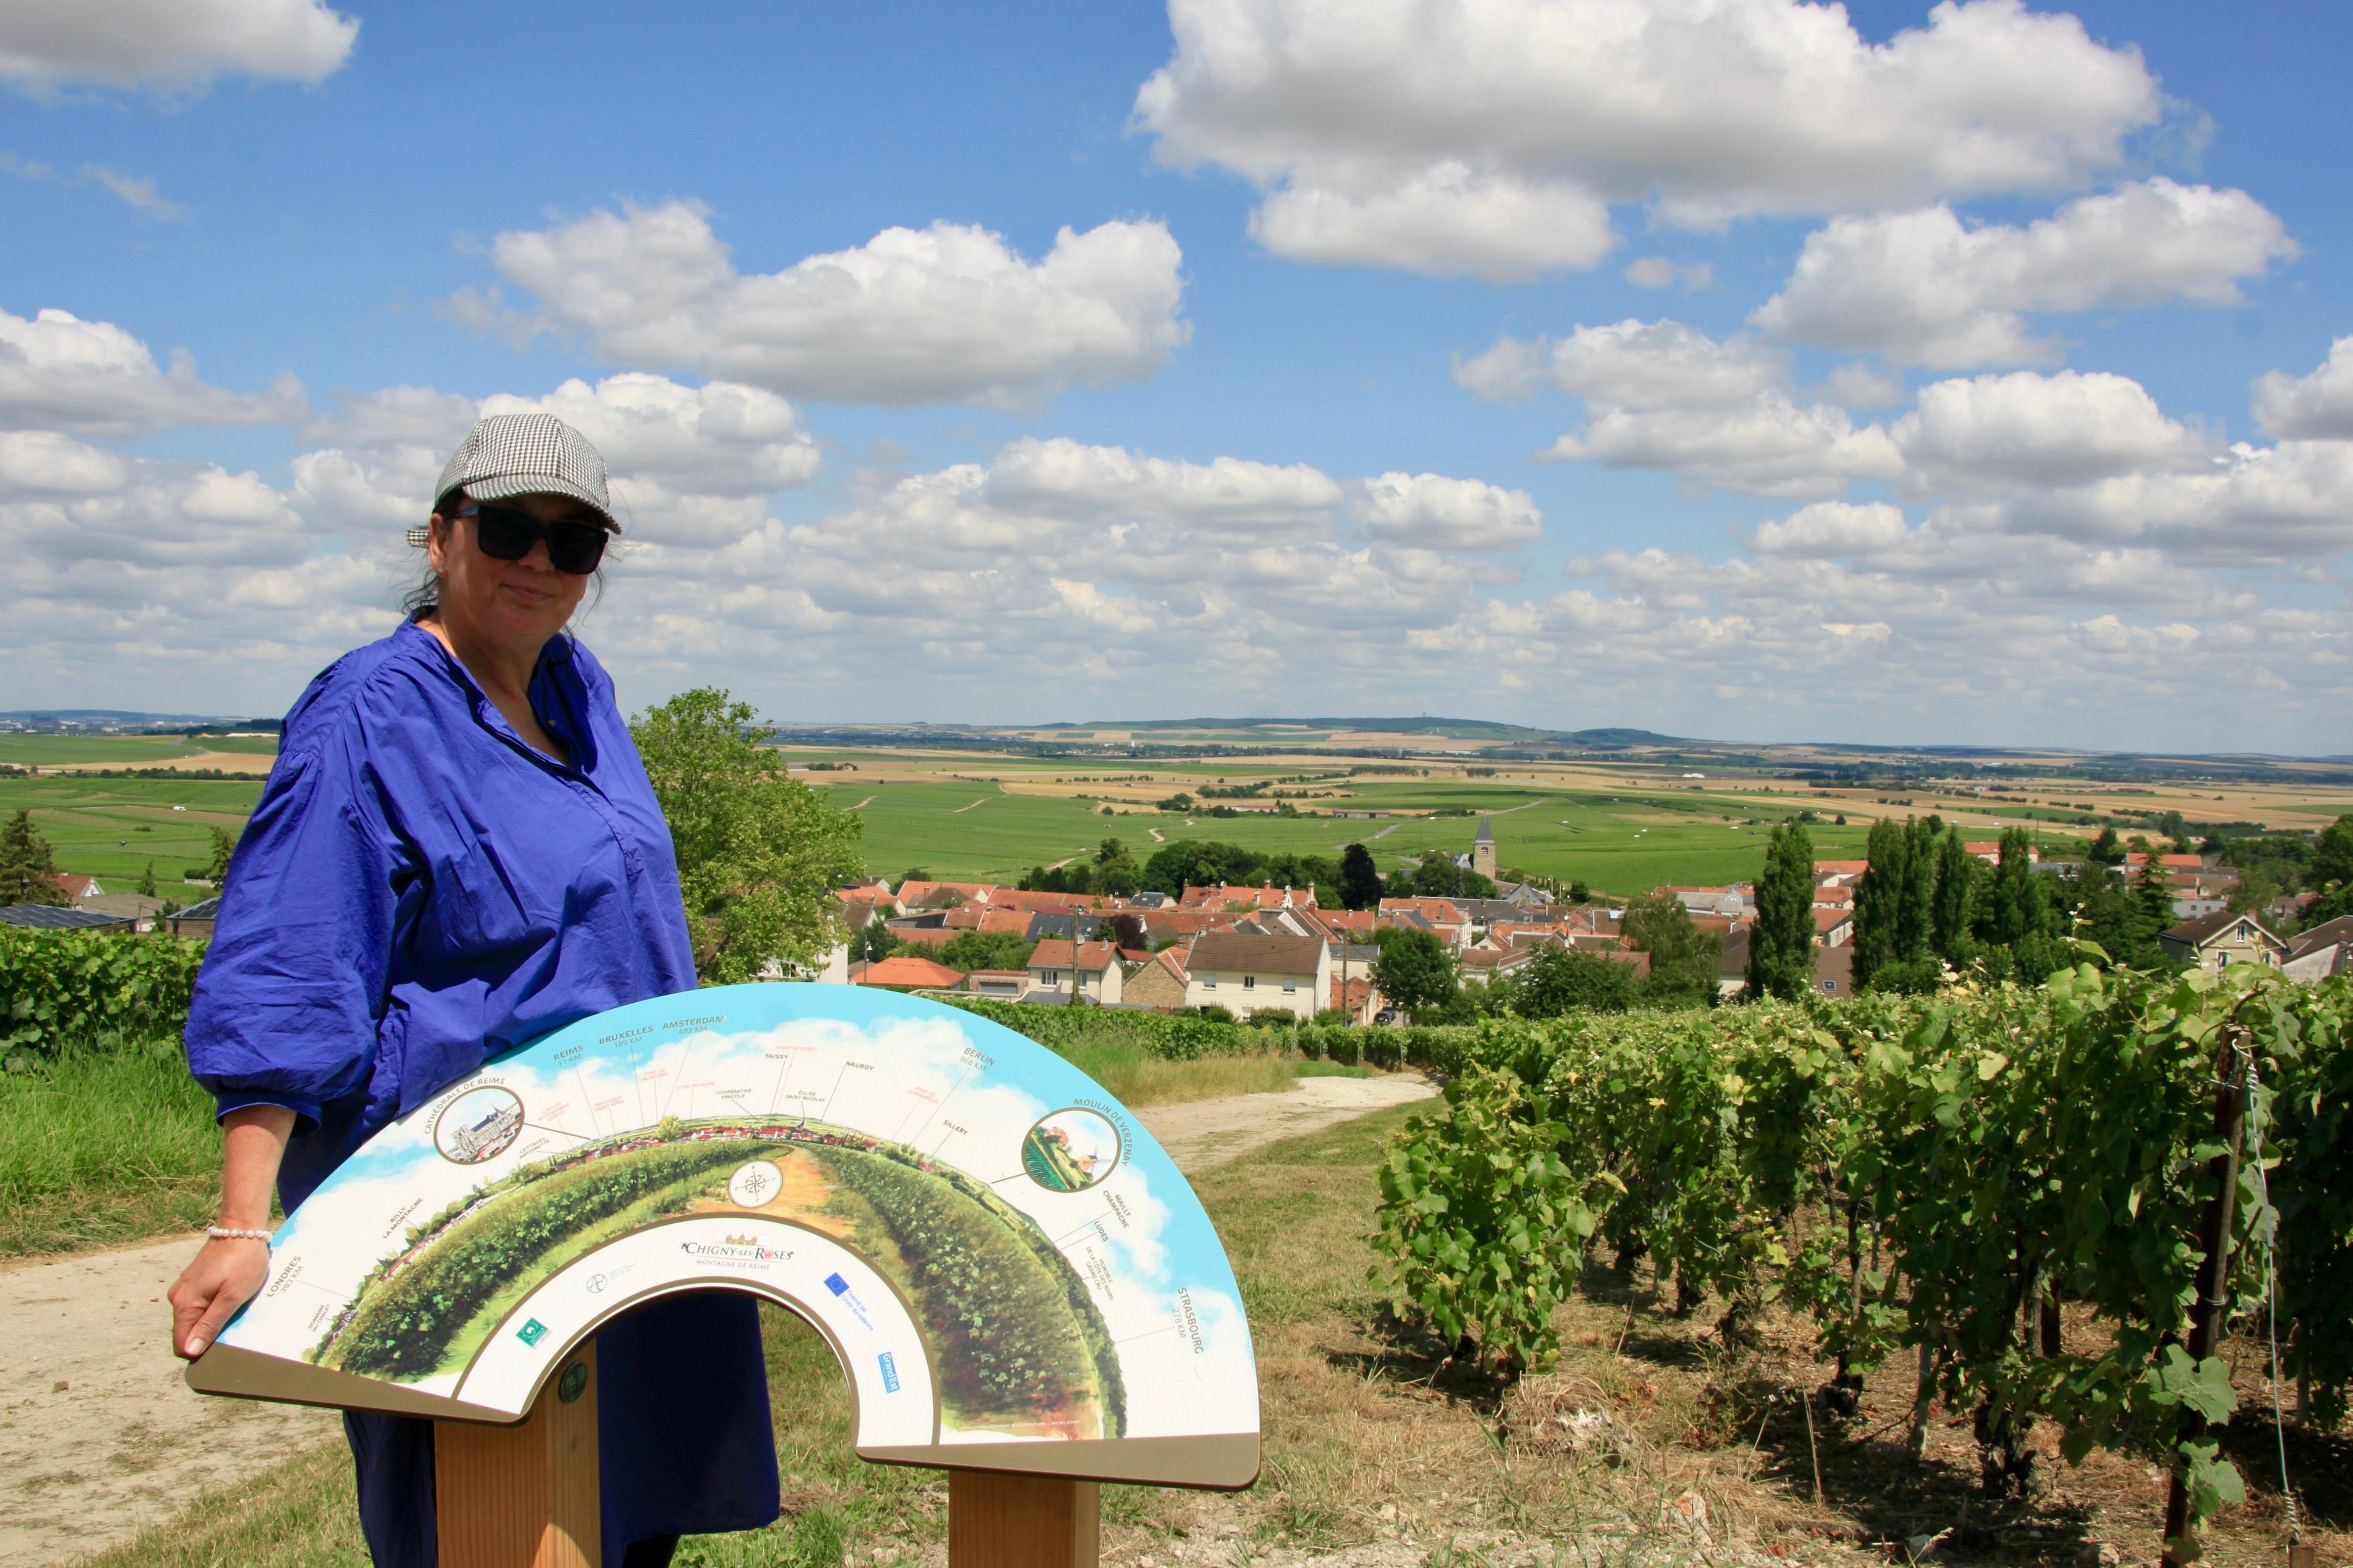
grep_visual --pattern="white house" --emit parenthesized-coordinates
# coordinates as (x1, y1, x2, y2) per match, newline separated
(1183, 931, 1331, 1020)
(1027, 939, 1124, 1004)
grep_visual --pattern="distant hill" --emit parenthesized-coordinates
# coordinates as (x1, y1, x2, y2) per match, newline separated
(1064, 717, 1695, 746)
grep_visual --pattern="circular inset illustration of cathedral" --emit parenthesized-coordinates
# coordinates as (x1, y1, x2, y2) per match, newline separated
(434, 1085, 525, 1165)
(728, 1159, 785, 1208)
(1022, 1109, 1121, 1193)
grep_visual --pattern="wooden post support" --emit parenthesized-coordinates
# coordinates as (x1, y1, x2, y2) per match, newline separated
(2160, 1034, 2247, 1568)
(949, 1470, 1101, 1568)
(437, 1341, 602, 1568)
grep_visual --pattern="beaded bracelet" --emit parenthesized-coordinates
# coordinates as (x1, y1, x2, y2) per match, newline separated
(207, 1226, 272, 1241)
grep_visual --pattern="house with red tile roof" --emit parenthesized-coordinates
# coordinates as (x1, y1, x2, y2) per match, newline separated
(851, 954, 965, 990)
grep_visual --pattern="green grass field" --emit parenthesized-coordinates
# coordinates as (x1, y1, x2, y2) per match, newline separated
(0, 772, 265, 886)
(820, 777, 1873, 896)
(4, 750, 1884, 896)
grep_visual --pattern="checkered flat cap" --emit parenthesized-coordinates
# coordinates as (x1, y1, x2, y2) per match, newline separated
(433, 413, 617, 530)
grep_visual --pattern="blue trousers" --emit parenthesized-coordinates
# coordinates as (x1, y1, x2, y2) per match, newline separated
(345, 1292, 781, 1566)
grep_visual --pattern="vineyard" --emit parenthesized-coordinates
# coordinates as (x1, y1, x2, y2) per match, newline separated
(1372, 964, 2353, 1561)
(826, 1146, 1124, 1436)
(1, 927, 204, 1068)
(321, 1138, 761, 1378)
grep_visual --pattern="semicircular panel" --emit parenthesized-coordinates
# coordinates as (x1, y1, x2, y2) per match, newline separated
(189, 985, 1260, 1488)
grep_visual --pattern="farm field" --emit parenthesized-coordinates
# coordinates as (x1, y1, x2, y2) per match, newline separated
(0, 733, 278, 770)
(12, 728, 2346, 898)
(816, 775, 1875, 895)
(0, 772, 265, 887)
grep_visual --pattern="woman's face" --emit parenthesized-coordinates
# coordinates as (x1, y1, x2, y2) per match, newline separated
(426, 492, 599, 651)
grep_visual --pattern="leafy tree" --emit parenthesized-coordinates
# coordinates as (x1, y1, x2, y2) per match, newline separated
(1510, 946, 1635, 1016)
(1745, 821, 1815, 1001)
(1141, 839, 1262, 896)
(938, 931, 1035, 973)
(0, 810, 66, 905)
(896, 867, 929, 886)
(1621, 889, 1723, 1004)
(849, 921, 897, 964)
(1091, 838, 1143, 897)
(1566, 880, 1592, 905)
(2307, 814, 2353, 924)
(205, 825, 240, 885)
(2086, 826, 2125, 867)
(136, 861, 158, 897)
(1373, 928, 1458, 1017)
(631, 687, 866, 983)
(1338, 843, 1384, 910)
(1095, 912, 1146, 950)
(1401, 852, 1495, 901)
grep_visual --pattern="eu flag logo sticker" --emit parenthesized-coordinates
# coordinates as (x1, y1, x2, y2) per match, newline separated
(878, 1351, 900, 1393)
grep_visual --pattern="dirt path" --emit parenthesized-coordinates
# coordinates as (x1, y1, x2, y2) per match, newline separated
(0, 1240, 337, 1567)
(0, 1073, 1435, 1565)
(1136, 1072, 1438, 1173)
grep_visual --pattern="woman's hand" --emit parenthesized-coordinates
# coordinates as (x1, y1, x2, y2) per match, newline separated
(169, 1238, 272, 1359)
(167, 1103, 296, 1360)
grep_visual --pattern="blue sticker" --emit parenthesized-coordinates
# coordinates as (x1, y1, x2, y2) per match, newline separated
(825, 1272, 850, 1296)
(878, 1351, 900, 1393)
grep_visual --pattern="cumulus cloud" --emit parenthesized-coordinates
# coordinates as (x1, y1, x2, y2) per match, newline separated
(475, 201, 1190, 408)
(1458, 319, 1785, 408)
(1249, 163, 1615, 283)
(2253, 335, 2353, 440)
(1752, 500, 1910, 558)
(1752, 180, 2296, 366)
(1134, 0, 2162, 280)
(1891, 370, 2215, 491)
(1348, 472, 1541, 549)
(0, 307, 304, 433)
(0, 0, 356, 93)
(1544, 393, 1903, 497)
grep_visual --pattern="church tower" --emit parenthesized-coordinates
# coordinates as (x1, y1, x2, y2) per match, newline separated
(1471, 815, 1497, 880)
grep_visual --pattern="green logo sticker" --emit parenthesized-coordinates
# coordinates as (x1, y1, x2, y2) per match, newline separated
(516, 1318, 548, 1347)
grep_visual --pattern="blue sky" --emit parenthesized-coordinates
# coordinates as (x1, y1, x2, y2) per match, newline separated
(4, 0, 2349, 751)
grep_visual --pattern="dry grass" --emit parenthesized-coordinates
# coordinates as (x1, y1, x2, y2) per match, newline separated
(1058, 1046, 1300, 1108)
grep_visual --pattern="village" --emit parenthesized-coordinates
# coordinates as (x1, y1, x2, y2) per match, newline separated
(807, 818, 2353, 1015)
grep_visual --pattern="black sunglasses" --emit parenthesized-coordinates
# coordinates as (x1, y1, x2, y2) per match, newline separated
(457, 502, 612, 575)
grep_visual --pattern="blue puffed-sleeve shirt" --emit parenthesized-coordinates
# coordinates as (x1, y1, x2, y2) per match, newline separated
(186, 618, 779, 1564)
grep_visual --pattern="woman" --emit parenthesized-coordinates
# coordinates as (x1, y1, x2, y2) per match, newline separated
(166, 413, 780, 1567)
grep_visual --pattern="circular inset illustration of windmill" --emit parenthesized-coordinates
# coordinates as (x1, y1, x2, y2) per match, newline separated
(1022, 1108, 1121, 1192)
(434, 1085, 524, 1165)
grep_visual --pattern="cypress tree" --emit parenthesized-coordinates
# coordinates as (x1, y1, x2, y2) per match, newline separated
(1931, 829, 1975, 959)
(1746, 820, 1817, 1001)
(2132, 855, 2179, 964)
(1852, 818, 1906, 991)
(0, 810, 66, 906)
(1898, 816, 1939, 960)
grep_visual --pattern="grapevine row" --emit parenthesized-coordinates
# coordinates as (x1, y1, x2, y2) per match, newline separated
(1372, 964, 2353, 1549)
